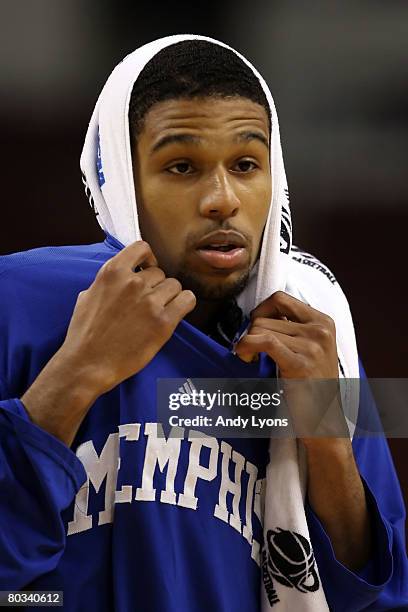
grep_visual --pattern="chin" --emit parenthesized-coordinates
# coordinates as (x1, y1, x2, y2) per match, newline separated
(175, 268, 250, 301)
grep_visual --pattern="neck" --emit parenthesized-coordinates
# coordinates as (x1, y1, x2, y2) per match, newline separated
(184, 299, 226, 334)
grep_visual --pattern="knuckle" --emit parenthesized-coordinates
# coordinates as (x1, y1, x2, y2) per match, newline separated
(75, 290, 88, 309)
(308, 341, 323, 358)
(136, 239, 151, 253)
(158, 311, 174, 334)
(137, 240, 155, 261)
(119, 274, 141, 297)
(97, 260, 118, 282)
(155, 268, 166, 282)
(266, 336, 278, 351)
(129, 273, 143, 289)
(314, 323, 332, 341)
(318, 312, 335, 328)
(273, 290, 287, 303)
(145, 293, 160, 313)
(144, 267, 164, 285)
(167, 277, 182, 292)
(297, 355, 313, 374)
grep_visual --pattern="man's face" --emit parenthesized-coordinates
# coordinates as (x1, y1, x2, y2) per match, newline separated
(132, 96, 271, 301)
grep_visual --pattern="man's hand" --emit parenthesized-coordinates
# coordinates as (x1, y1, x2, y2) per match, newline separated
(234, 290, 338, 379)
(61, 240, 196, 395)
(21, 240, 196, 446)
(234, 290, 346, 439)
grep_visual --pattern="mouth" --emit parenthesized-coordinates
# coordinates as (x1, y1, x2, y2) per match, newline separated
(195, 231, 249, 270)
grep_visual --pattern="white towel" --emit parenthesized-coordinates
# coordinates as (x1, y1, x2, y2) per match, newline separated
(80, 34, 360, 611)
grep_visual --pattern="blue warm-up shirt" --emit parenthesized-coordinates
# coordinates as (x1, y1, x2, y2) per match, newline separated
(0, 235, 407, 611)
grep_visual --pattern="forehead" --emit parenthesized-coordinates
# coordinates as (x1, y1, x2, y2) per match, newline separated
(138, 96, 270, 143)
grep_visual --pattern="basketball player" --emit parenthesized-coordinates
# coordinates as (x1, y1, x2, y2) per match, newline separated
(0, 36, 407, 611)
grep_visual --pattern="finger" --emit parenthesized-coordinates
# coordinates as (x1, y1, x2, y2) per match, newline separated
(248, 326, 309, 349)
(136, 266, 166, 288)
(251, 291, 326, 324)
(249, 315, 336, 348)
(239, 329, 309, 354)
(165, 290, 197, 321)
(248, 316, 303, 337)
(152, 277, 183, 305)
(235, 333, 298, 369)
(110, 240, 158, 272)
(235, 332, 296, 366)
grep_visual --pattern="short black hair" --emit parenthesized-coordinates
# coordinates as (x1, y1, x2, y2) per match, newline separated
(128, 40, 271, 143)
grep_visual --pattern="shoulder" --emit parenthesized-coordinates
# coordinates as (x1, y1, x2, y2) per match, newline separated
(0, 242, 114, 301)
(0, 241, 111, 279)
(0, 242, 115, 394)
(0, 241, 113, 330)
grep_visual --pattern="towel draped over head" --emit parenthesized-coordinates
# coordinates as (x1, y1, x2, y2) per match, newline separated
(80, 34, 360, 611)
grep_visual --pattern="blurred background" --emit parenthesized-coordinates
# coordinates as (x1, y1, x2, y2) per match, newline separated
(1, 0, 407, 541)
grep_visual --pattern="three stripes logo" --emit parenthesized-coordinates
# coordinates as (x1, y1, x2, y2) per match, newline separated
(177, 379, 206, 407)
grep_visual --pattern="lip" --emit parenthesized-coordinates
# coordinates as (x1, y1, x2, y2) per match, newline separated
(195, 230, 247, 250)
(195, 247, 248, 270)
(194, 230, 249, 271)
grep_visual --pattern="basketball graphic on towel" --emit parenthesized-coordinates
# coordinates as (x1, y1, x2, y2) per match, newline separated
(266, 528, 320, 593)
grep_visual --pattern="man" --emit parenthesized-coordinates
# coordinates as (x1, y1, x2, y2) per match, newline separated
(0, 35, 407, 611)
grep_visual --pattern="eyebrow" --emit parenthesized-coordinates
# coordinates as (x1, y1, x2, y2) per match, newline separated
(234, 131, 269, 149)
(150, 130, 269, 155)
(150, 134, 201, 154)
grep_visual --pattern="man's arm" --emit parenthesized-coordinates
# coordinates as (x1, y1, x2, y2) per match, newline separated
(301, 437, 371, 570)
(235, 290, 371, 569)
(0, 239, 196, 590)
(21, 240, 196, 446)
(304, 364, 408, 609)
(236, 293, 408, 608)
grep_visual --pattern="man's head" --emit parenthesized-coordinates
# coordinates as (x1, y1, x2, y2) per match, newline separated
(129, 40, 272, 301)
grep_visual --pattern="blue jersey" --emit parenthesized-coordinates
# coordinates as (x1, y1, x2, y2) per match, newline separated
(0, 234, 407, 611)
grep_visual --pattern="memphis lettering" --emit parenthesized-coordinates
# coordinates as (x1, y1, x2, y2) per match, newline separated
(67, 423, 265, 566)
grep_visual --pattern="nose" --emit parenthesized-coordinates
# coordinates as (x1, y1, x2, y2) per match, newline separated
(199, 168, 240, 220)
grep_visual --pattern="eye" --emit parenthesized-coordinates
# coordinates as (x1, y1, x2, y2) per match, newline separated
(233, 159, 259, 173)
(166, 162, 194, 175)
